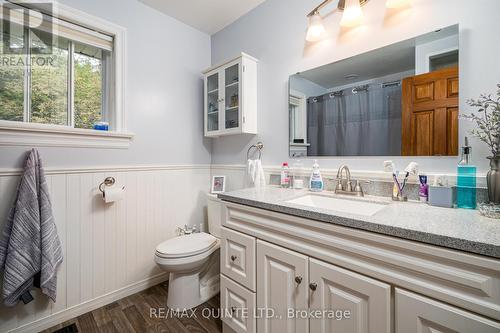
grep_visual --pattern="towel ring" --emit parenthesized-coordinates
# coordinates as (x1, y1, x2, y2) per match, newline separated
(247, 142, 264, 160)
(99, 177, 116, 193)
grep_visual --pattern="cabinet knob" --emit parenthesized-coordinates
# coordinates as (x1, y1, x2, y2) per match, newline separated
(309, 282, 317, 291)
(230, 255, 237, 261)
(295, 276, 303, 284)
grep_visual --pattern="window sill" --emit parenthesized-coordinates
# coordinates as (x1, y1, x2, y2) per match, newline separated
(0, 121, 134, 149)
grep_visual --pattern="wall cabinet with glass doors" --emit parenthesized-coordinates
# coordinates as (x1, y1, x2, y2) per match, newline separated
(203, 53, 258, 137)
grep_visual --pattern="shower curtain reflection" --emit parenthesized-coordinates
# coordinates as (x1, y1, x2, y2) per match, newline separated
(307, 83, 402, 156)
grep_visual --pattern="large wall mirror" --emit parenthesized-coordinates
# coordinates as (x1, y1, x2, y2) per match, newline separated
(289, 24, 459, 157)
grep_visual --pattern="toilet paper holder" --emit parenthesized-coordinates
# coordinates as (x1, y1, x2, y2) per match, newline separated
(99, 177, 117, 193)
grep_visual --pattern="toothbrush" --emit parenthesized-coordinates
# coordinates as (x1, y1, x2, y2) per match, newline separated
(401, 162, 419, 191)
(393, 171, 402, 195)
(384, 160, 402, 195)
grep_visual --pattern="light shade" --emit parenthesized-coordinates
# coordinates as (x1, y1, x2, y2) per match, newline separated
(340, 0, 364, 28)
(386, 0, 411, 8)
(306, 12, 326, 42)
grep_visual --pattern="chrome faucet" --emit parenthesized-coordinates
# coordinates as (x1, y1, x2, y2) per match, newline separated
(335, 165, 365, 197)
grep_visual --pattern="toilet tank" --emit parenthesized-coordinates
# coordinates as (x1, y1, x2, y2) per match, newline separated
(207, 193, 222, 238)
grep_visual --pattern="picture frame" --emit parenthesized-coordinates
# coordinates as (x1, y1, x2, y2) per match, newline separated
(211, 175, 226, 194)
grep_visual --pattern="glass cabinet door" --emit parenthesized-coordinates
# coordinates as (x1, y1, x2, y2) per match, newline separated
(224, 63, 240, 130)
(206, 72, 219, 132)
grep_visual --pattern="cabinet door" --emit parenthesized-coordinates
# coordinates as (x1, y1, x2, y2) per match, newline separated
(257, 240, 308, 333)
(395, 288, 500, 333)
(222, 61, 241, 131)
(309, 258, 391, 333)
(205, 70, 220, 134)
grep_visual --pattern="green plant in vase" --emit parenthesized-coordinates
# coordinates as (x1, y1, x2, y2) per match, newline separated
(462, 84, 500, 207)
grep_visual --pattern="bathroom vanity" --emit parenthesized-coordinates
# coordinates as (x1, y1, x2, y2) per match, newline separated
(218, 187, 500, 333)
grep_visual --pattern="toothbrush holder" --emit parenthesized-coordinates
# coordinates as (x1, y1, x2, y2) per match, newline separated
(392, 193, 408, 202)
(391, 178, 407, 201)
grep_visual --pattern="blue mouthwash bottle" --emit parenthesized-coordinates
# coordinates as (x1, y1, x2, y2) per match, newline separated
(457, 137, 476, 209)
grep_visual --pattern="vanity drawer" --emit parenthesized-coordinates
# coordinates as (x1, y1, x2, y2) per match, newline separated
(221, 274, 256, 333)
(395, 288, 500, 332)
(221, 227, 256, 291)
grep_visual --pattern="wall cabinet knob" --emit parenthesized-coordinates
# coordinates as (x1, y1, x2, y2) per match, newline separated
(230, 255, 237, 261)
(309, 282, 317, 291)
(295, 276, 303, 284)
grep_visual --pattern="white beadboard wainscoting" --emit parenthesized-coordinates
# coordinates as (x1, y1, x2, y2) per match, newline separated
(0, 165, 211, 333)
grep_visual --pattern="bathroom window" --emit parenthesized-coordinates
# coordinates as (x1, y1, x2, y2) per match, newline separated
(0, 2, 131, 148)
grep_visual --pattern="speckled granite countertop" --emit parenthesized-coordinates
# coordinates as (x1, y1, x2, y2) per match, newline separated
(218, 186, 500, 259)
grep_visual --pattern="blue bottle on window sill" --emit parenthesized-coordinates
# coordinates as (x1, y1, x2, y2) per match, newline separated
(93, 122, 109, 131)
(457, 137, 476, 209)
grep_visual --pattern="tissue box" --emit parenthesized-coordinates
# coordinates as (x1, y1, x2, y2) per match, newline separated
(429, 186, 455, 208)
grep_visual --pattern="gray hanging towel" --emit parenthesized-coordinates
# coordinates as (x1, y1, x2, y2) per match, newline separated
(0, 149, 63, 306)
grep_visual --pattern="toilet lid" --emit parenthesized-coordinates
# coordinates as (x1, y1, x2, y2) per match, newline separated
(155, 233, 218, 258)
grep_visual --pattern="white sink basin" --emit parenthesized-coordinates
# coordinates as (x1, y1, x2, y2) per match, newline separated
(285, 194, 388, 217)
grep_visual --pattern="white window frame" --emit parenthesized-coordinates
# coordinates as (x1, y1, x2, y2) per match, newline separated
(0, 1, 133, 149)
(289, 89, 308, 145)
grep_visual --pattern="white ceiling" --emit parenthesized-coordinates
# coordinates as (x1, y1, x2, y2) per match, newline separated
(139, 0, 267, 35)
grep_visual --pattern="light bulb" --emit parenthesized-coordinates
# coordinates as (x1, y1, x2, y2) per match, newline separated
(386, 0, 411, 8)
(340, 0, 363, 28)
(306, 12, 326, 42)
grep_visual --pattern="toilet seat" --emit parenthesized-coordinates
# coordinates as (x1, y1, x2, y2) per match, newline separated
(155, 232, 218, 259)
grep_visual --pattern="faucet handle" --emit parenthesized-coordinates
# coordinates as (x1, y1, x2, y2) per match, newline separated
(354, 180, 370, 196)
(354, 180, 362, 191)
(346, 181, 353, 192)
(335, 180, 343, 191)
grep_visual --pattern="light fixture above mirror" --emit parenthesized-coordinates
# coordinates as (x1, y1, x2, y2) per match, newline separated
(305, 0, 370, 41)
(340, 0, 365, 27)
(306, 11, 326, 42)
(306, 0, 410, 41)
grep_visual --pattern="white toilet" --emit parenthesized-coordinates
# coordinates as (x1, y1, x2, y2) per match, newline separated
(154, 193, 222, 310)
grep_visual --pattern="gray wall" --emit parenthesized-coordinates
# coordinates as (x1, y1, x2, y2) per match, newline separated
(210, 0, 500, 175)
(0, 0, 212, 169)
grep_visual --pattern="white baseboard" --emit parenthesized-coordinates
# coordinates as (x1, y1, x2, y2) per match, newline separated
(9, 273, 168, 333)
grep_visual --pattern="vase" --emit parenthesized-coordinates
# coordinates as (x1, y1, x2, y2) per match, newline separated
(487, 156, 500, 204)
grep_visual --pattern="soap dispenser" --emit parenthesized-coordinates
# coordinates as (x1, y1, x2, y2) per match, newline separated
(309, 160, 324, 192)
(457, 137, 476, 209)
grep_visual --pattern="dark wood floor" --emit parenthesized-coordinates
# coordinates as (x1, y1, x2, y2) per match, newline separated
(41, 282, 222, 333)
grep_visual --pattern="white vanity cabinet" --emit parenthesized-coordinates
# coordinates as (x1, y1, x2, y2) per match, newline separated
(203, 53, 258, 137)
(219, 202, 500, 333)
